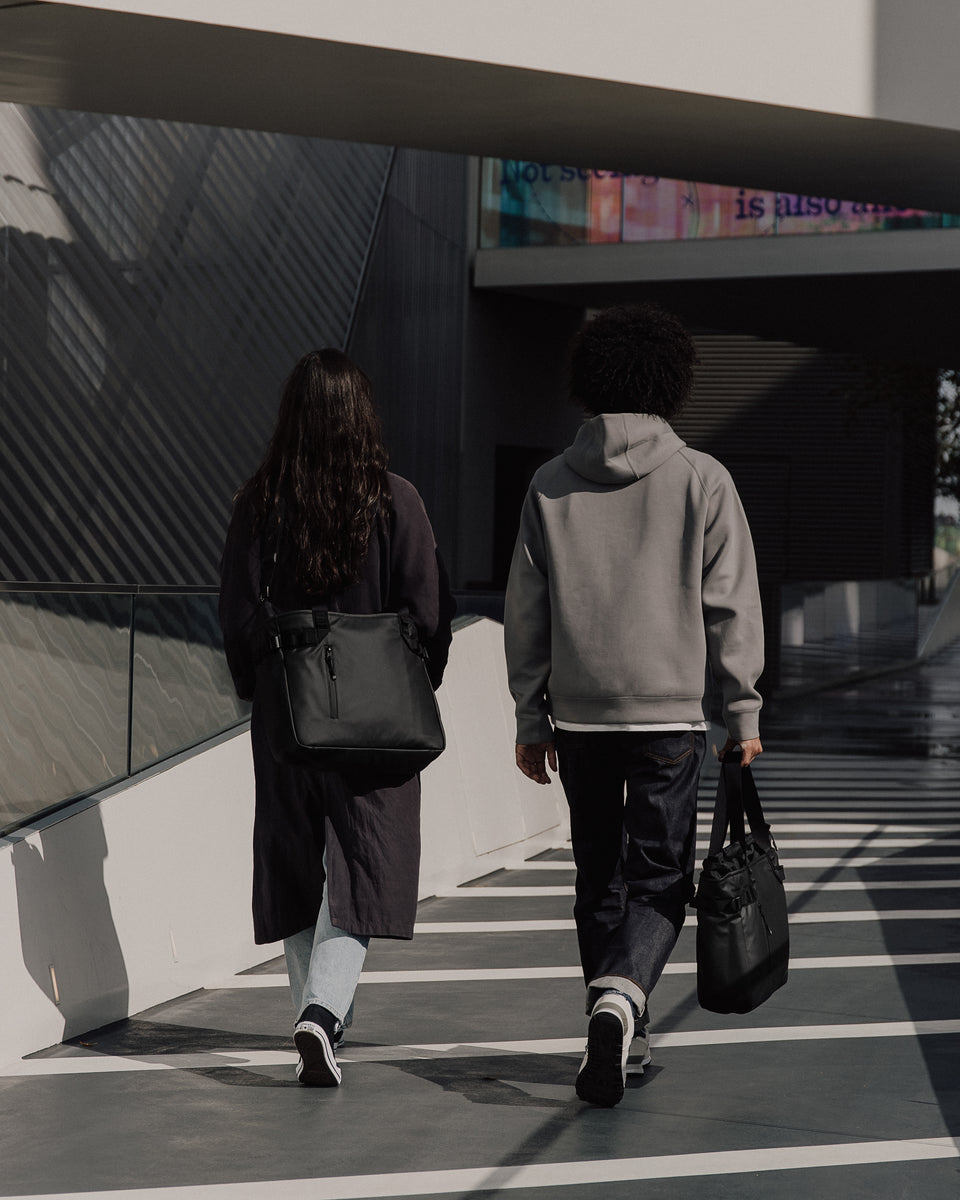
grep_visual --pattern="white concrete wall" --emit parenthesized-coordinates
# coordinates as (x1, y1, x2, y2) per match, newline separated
(0, 618, 567, 1068)
(919, 571, 960, 660)
(781, 580, 917, 648)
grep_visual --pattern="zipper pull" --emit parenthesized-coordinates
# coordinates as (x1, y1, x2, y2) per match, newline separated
(324, 644, 336, 680)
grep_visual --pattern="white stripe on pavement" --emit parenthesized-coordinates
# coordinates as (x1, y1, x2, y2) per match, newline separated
(707, 823, 960, 833)
(780, 857, 960, 868)
(2, 1138, 959, 1197)
(698, 840, 960, 849)
(413, 910, 960, 933)
(508, 856, 960, 870)
(439, 879, 960, 898)
(218, 952, 960, 988)
(1, 1138, 958, 1197)
(538, 839, 960, 852)
(9, 1019, 960, 1078)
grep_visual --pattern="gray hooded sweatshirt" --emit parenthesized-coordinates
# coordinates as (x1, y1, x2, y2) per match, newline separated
(504, 412, 764, 744)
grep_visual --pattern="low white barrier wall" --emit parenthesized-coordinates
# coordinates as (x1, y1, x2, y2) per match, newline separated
(919, 570, 960, 660)
(0, 618, 567, 1067)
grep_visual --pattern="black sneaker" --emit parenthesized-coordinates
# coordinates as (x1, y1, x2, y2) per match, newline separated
(576, 992, 634, 1107)
(294, 1004, 342, 1086)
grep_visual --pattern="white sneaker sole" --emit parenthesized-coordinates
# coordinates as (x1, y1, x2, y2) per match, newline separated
(294, 1021, 341, 1086)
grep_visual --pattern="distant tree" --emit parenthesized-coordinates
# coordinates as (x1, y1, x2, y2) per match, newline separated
(938, 371, 960, 503)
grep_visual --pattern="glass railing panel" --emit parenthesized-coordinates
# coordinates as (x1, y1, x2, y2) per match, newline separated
(0, 589, 131, 833)
(129, 592, 250, 773)
(0, 585, 251, 837)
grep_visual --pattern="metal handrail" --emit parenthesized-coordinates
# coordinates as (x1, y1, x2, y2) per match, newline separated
(0, 581, 219, 595)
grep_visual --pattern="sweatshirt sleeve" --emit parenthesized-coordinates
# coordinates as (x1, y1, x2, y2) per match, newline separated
(504, 484, 554, 744)
(701, 472, 765, 741)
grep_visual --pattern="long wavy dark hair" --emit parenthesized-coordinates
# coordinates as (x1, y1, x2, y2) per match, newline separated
(238, 349, 390, 595)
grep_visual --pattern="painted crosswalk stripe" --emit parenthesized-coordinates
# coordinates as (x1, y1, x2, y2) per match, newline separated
(778, 856, 960, 868)
(0, 1137, 958, 1196)
(508, 856, 960, 870)
(440, 879, 960, 898)
(216, 952, 960, 989)
(718, 839, 960, 849)
(702, 823, 960, 832)
(549, 838, 960, 851)
(712, 817, 960, 828)
(413, 910, 960, 933)
(701, 798, 960, 806)
(9, 1019, 960, 1078)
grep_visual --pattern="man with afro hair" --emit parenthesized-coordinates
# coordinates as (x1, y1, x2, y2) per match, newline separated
(504, 303, 764, 1107)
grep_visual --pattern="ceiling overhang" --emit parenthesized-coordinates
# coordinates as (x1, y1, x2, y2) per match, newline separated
(2, 4, 960, 213)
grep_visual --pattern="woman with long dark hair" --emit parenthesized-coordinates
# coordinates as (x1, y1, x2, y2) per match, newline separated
(219, 349, 454, 1087)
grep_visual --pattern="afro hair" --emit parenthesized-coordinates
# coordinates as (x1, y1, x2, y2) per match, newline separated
(568, 303, 698, 419)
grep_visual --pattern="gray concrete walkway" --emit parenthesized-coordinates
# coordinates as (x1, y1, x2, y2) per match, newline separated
(3, 642, 960, 1199)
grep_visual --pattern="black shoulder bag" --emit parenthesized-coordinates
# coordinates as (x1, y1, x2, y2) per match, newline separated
(692, 752, 789, 1014)
(250, 507, 446, 776)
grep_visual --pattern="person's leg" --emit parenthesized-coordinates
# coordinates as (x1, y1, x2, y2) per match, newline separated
(288, 893, 369, 1026)
(284, 886, 369, 1086)
(585, 730, 705, 1015)
(571, 730, 703, 1107)
(555, 729, 630, 994)
(283, 925, 313, 1018)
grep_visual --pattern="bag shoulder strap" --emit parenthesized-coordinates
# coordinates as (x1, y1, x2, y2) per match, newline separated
(258, 500, 284, 606)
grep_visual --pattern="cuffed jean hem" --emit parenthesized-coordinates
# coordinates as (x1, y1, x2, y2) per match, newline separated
(587, 975, 647, 1020)
(284, 893, 369, 1028)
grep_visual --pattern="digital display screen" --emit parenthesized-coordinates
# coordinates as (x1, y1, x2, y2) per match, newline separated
(481, 160, 953, 249)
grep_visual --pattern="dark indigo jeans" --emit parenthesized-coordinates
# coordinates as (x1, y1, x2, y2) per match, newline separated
(556, 728, 706, 1016)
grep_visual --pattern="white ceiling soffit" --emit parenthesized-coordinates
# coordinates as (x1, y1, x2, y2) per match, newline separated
(2, 1, 960, 213)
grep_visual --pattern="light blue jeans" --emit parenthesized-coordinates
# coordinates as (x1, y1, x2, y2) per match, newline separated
(283, 881, 369, 1029)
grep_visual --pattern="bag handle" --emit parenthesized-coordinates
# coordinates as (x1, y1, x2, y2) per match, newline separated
(707, 750, 775, 857)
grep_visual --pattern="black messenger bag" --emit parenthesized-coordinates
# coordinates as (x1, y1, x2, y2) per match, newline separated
(252, 603, 445, 774)
(693, 752, 789, 1014)
(250, 504, 445, 776)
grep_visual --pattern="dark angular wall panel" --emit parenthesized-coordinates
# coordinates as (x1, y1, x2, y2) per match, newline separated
(0, 104, 394, 584)
(347, 148, 468, 571)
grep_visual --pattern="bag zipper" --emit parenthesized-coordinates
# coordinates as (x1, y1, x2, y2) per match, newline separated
(324, 644, 339, 718)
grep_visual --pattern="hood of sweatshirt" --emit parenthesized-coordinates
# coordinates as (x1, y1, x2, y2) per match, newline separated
(563, 413, 685, 484)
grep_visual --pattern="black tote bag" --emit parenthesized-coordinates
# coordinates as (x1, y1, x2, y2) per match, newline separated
(250, 504, 445, 776)
(693, 752, 789, 1014)
(251, 603, 446, 774)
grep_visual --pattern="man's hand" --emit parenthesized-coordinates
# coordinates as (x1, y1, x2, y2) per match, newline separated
(718, 737, 763, 767)
(515, 741, 558, 785)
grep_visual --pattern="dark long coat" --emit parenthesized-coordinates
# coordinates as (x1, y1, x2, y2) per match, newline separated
(219, 473, 454, 945)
